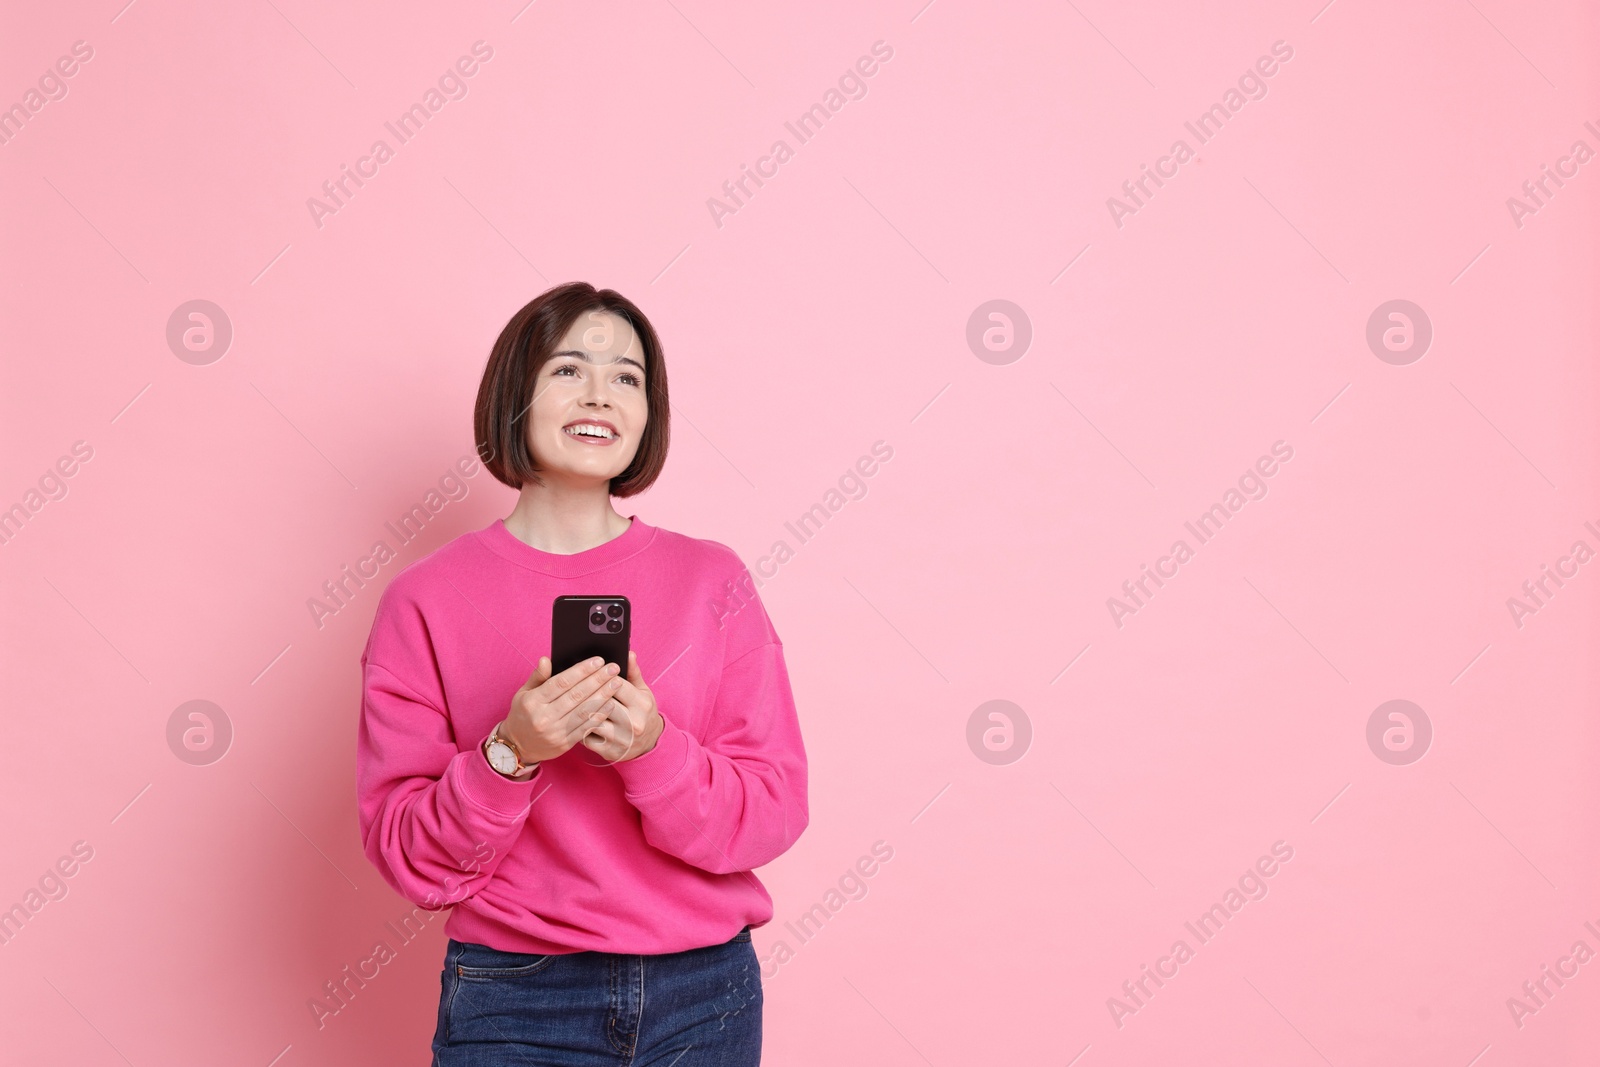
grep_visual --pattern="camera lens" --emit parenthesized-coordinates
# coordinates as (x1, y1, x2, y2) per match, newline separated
(607, 604, 622, 619)
(589, 610, 606, 626)
(606, 619, 622, 633)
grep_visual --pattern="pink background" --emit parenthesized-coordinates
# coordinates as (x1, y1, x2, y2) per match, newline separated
(3, 0, 1598, 1063)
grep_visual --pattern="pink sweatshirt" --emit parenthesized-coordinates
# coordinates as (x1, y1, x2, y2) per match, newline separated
(356, 513, 809, 955)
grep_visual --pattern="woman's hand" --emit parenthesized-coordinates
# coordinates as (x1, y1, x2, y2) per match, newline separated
(499, 656, 623, 765)
(581, 651, 663, 764)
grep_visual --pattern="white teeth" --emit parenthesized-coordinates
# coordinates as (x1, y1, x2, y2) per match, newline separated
(566, 424, 615, 439)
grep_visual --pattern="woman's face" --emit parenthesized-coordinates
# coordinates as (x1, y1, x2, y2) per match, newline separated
(526, 310, 648, 485)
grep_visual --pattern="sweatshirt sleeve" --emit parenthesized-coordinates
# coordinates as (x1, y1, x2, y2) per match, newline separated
(611, 571, 809, 875)
(356, 590, 538, 910)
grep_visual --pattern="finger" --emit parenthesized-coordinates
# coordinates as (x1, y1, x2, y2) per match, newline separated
(564, 663, 622, 711)
(521, 655, 553, 692)
(610, 705, 639, 744)
(538, 656, 608, 698)
(581, 724, 614, 753)
(552, 692, 615, 743)
(572, 668, 620, 716)
(601, 696, 632, 729)
(590, 726, 625, 761)
(563, 702, 613, 742)
(560, 684, 614, 726)
(609, 704, 637, 746)
(581, 700, 630, 749)
(607, 652, 647, 712)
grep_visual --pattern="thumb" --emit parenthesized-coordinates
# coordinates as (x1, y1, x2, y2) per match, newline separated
(627, 650, 647, 689)
(523, 655, 552, 692)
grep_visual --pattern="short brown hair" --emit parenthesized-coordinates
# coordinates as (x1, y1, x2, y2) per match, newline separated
(474, 282, 670, 496)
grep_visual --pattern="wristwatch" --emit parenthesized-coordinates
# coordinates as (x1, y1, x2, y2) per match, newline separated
(483, 723, 539, 780)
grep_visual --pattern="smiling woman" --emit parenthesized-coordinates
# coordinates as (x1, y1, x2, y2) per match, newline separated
(472, 285, 669, 506)
(357, 282, 807, 1066)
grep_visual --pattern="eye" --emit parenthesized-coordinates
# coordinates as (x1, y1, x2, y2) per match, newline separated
(551, 362, 642, 386)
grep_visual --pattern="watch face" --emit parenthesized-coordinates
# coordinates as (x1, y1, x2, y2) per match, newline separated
(487, 741, 518, 773)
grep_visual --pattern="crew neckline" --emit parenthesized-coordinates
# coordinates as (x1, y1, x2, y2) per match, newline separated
(479, 514, 655, 577)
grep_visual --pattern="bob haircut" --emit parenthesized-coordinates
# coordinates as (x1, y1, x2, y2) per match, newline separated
(474, 282, 670, 497)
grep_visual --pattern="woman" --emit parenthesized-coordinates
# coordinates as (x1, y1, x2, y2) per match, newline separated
(356, 281, 809, 1065)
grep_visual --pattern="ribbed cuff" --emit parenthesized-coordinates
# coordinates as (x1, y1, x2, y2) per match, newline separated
(453, 740, 539, 816)
(613, 713, 691, 796)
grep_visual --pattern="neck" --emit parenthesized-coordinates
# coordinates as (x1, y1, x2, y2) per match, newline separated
(503, 483, 630, 554)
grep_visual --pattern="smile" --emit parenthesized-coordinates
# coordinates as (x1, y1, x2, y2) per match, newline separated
(564, 422, 618, 443)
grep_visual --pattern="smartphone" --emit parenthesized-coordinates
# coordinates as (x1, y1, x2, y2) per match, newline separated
(550, 595, 631, 675)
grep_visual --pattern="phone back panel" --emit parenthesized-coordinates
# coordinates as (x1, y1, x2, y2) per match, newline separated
(550, 595, 631, 675)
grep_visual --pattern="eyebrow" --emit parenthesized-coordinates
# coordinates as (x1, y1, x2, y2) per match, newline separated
(550, 349, 646, 374)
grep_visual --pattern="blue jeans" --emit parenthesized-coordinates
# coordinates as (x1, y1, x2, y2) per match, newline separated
(431, 927, 762, 1065)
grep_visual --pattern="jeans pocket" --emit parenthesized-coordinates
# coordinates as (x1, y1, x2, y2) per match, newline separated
(454, 940, 556, 979)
